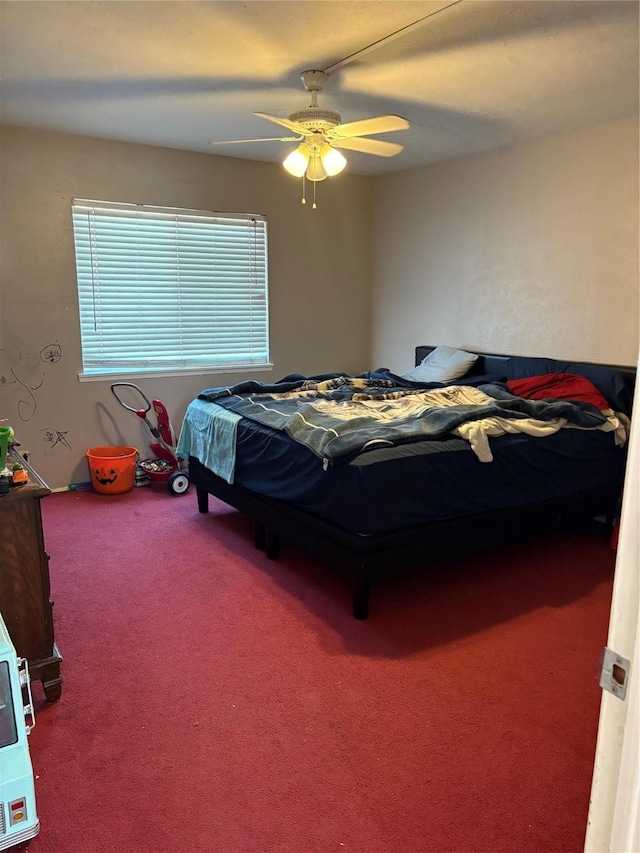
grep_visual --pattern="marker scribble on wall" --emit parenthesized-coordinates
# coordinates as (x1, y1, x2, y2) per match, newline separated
(1, 342, 63, 422)
(40, 342, 63, 365)
(2, 367, 44, 421)
(42, 428, 72, 450)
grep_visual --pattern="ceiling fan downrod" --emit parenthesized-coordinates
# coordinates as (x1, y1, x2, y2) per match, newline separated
(300, 69, 328, 102)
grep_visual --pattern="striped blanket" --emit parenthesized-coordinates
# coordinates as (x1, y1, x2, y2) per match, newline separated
(199, 375, 612, 466)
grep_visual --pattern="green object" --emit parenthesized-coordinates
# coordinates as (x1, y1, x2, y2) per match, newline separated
(0, 426, 11, 471)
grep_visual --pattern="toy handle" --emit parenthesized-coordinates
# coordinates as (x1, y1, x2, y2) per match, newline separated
(110, 383, 152, 415)
(18, 657, 36, 735)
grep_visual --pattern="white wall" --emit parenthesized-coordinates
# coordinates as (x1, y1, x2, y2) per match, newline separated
(0, 126, 373, 489)
(372, 117, 639, 375)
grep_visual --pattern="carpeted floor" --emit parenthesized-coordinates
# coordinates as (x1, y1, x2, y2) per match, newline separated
(21, 486, 613, 852)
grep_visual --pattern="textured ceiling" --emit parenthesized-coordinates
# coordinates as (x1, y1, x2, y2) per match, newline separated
(1, 0, 638, 174)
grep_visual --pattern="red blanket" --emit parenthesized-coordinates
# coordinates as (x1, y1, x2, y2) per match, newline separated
(506, 373, 611, 410)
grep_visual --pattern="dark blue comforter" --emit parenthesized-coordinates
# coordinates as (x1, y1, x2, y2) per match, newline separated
(198, 371, 607, 466)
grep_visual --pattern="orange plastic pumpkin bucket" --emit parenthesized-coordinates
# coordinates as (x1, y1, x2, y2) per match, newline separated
(86, 446, 138, 495)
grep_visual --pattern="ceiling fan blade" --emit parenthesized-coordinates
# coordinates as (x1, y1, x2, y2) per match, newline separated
(213, 135, 302, 145)
(331, 115, 410, 139)
(332, 137, 404, 157)
(254, 112, 306, 134)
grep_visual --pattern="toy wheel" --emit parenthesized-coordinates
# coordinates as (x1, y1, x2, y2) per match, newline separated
(167, 471, 190, 495)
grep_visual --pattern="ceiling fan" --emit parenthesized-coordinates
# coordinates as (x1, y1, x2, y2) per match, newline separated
(212, 0, 462, 207)
(215, 69, 409, 183)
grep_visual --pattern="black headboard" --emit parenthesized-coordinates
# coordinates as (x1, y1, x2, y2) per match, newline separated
(415, 346, 637, 415)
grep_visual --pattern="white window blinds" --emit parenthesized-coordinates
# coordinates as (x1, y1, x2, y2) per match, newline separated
(72, 200, 269, 376)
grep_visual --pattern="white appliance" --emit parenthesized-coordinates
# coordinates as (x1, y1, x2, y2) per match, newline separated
(0, 613, 39, 849)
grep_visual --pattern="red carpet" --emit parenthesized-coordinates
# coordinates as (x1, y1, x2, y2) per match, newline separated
(21, 487, 613, 852)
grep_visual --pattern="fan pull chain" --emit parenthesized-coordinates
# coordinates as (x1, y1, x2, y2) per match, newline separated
(299, 174, 318, 208)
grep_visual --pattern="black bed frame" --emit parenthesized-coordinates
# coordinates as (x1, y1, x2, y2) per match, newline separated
(190, 348, 636, 620)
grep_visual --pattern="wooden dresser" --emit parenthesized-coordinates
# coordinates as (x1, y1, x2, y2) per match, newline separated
(0, 450, 62, 701)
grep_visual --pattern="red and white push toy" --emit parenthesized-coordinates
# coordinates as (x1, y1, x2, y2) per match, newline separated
(110, 383, 190, 495)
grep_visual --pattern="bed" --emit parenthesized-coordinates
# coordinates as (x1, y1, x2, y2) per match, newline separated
(179, 346, 635, 619)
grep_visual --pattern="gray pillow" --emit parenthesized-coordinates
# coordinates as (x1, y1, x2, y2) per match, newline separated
(403, 345, 478, 383)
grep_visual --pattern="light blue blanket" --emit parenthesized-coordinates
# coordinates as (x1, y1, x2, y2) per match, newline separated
(177, 399, 241, 484)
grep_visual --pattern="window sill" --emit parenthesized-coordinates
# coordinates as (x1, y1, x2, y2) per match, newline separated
(77, 364, 274, 382)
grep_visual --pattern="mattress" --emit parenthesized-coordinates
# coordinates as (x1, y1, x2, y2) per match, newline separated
(180, 397, 627, 534)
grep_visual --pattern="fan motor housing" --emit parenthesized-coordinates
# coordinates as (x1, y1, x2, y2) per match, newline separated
(289, 107, 341, 132)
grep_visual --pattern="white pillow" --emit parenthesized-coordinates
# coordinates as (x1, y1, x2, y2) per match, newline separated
(403, 346, 478, 383)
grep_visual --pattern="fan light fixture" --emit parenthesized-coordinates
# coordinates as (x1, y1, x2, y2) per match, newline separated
(214, 67, 411, 210)
(319, 144, 347, 176)
(283, 139, 347, 207)
(282, 143, 310, 177)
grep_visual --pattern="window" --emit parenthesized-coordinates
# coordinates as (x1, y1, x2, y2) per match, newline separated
(71, 200, 270, 378)
(0, 662, 18, 748)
